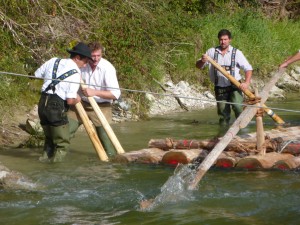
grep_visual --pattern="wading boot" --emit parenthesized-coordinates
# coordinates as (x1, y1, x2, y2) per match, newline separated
(39, 125, 55, 163)
(95, 126, 117, 157)
(50, 124, 70, 162)
(68, 118, 81, 139)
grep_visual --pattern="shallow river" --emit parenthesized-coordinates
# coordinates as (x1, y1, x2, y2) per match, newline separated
(0, 95, 299, 225)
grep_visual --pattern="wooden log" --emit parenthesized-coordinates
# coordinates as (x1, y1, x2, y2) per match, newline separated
(273, 156, 300, 170)
(112, 148, 165, 164)
(161, 149, 204, 165)
(280, 141, 300, 155)
(246, 126, 300, 141)
(148, 138, 276, 154)
(215, 151, 240, 168)
(148, 138, 173, 150)
(224, 140, 258, 153)
(255, 88, 266, 155)
(236, 152, 294, 169)
(148, 138, 201, 150)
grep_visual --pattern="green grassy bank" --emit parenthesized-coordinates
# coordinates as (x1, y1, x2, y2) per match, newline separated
(0, 0, 299, 121)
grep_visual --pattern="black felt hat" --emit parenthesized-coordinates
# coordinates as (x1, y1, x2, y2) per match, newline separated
(67, 42, 92, 60)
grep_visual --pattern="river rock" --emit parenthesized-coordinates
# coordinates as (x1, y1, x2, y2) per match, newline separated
(269, 85, 285, 99)
(277, 71, 300, 91)
(0, 162, 38, 190)
(148, 80, 215, 116)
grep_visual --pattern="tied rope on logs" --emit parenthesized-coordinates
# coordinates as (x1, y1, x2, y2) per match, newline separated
(242, 94, 262, 113)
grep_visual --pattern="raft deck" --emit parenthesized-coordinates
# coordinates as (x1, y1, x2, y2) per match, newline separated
(113, 126, 300, 170)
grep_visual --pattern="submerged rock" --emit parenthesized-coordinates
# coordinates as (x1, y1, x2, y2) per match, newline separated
(0, 162, 38, 190)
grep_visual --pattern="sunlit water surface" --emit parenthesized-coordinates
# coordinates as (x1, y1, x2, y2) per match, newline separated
(0, 95, 299, 225)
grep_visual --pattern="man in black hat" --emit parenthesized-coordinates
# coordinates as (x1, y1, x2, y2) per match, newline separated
(35, 42, 92, 162)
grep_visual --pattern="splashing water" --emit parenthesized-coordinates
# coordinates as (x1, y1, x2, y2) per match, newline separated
(142, 164, 197, 211)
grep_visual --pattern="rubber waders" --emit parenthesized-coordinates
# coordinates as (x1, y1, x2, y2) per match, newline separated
(51, 124, 70, 162)
(39, 124, 70, 163)
(39, 125, 55, 162)
(68, 118, 81, 139)
(96, 126, 117, 157)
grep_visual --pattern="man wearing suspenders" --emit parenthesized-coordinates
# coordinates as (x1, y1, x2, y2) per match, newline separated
(196, 29, 253, 126)
(35, 42, 92, 162)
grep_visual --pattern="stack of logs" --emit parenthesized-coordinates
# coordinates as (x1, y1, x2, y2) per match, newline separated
(113, 126, 300, 170)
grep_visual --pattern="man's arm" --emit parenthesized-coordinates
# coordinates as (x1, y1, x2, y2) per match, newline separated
(66, 94, 81, 105)
(82, 88, 117, 100)
(196, 54, 208, 69)
(279, 51, 300, 68)
(239, 70, 252, 91)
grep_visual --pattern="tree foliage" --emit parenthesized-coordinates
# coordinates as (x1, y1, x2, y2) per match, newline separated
(0, 0, 299, 119)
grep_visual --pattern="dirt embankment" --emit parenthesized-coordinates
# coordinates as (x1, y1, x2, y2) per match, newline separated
(0, 106, 32, 148)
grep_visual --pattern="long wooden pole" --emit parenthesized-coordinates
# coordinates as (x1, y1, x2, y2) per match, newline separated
(80, 80, 125, 154)
(255, 88, 266, 155)
(206, 56, 285, 124)
(188, 68, 285, 189)
(75, 102, 109, 161)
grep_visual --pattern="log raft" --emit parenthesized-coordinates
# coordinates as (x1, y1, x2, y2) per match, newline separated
(112, 126, 300, 170)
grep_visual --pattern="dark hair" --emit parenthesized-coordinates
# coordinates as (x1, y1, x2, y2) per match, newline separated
(218, 29, 232, 39)
(88, 42, 105, 53)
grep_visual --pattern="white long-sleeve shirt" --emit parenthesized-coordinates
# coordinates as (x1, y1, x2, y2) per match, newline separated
(80, 58, 121, 103)
(34, 58, 81, 100)
(202, 45, 253, 87)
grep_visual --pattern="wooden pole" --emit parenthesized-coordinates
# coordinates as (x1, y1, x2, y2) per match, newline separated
(80, 80, 125, 154)
(255, 88, 266, 155)
(188, 68, 285, 190)
(75, 102, 109, 161)
(206, 56, 285, 124)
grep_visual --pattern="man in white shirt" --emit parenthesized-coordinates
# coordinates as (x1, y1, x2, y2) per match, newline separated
(69, 42, 121, 157)
(35, 42, 92, 162)
(196, 29, 253, 126)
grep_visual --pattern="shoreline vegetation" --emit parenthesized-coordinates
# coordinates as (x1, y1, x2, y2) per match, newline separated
(0, 1, 300, 148)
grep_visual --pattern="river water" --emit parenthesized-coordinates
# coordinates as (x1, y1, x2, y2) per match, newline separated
(0, 95, 299, 225)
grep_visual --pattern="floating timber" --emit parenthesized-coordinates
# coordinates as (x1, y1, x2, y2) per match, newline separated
(113, 126, 300, 171)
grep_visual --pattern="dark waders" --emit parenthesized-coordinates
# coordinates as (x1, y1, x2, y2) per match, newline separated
(215, 86, 243, 126)
(38, 93, 71, 162)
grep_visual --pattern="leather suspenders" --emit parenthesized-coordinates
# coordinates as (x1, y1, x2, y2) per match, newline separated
(213, 47, 237, 86)
(43, 58, 77, 93)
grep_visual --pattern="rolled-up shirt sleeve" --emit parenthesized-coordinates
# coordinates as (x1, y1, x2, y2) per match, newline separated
(236, 50, 253, 72)
(104, 66, 121, 99)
